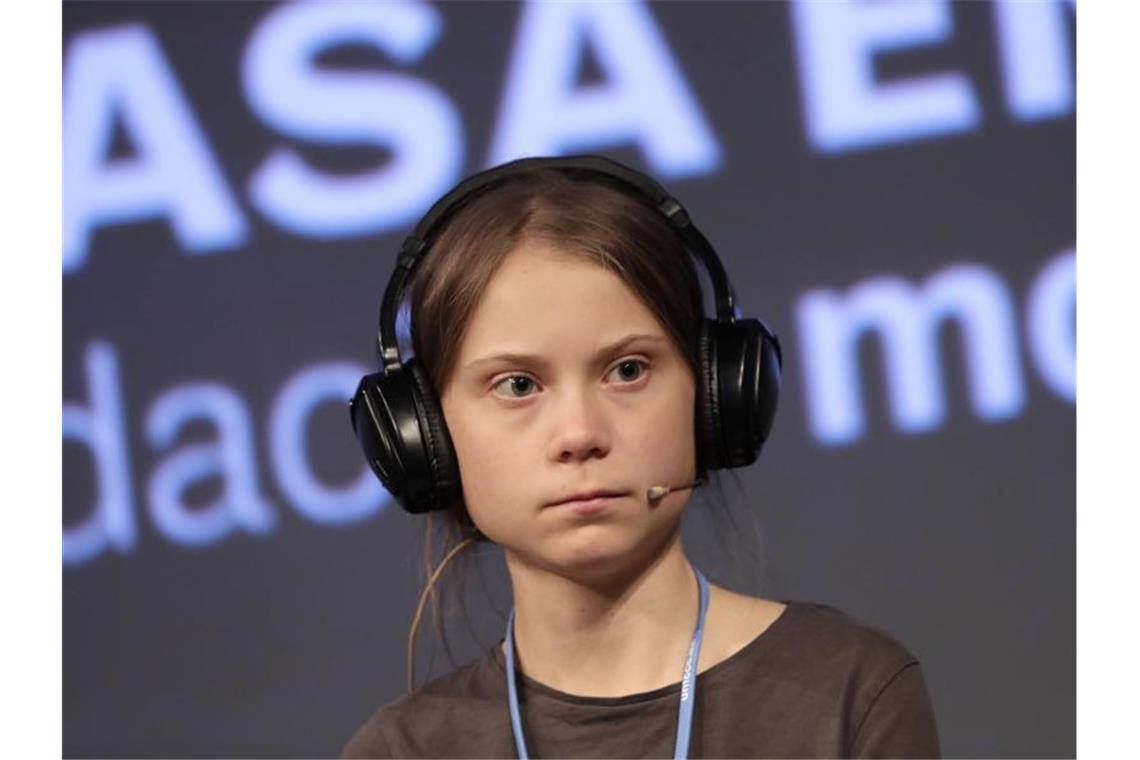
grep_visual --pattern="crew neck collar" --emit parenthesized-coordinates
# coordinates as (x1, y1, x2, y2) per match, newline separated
(487, 599, 797, 706)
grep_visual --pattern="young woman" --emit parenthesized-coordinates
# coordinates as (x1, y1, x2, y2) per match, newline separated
(344, 156, 940, 758)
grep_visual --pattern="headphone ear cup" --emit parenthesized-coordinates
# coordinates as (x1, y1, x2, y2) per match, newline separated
(699, 319, 782, 470)
(752, 321, 782, 449)
(405, 358, 462, 514)
(696, 319, 725, 471)
(349, 359, 460, 514)
(350, 366, 419, 510)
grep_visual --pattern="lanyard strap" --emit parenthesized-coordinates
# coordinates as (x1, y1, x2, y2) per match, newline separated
(504, 566, 711, 760)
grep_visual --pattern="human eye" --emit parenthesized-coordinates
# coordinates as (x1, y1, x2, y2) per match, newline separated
(605, 357, 650, 386)
(490, 373, 540, 400)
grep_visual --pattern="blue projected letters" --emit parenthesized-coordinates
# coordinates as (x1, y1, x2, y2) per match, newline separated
(791, 0, 1074, 153)
(63, 342, 388, 566)
(145, 383, 278, 547)
(487, 0, 721, 175)
(798, 263, 1024, 445)
(242, 0, 464, 238)
(1026, 249, 1075, 402)
(61, 1, 1074, 272)
(62, 2, 722, 273)
(63, 342, 136, 564)
(993, 0, 1076, 121)
(63, 25, 247, 274)
(269, 362, 387, 525)
(791, 0, 980, 153)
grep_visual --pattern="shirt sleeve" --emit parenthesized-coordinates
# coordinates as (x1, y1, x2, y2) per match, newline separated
(848, 661, 942, 759)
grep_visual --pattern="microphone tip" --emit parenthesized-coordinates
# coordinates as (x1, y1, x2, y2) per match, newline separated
(647, 480, 704, 501)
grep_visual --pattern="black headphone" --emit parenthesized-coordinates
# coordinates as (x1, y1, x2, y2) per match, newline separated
(349, 155, 782, 515)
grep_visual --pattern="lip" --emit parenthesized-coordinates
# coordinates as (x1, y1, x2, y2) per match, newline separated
(546, 488, 628, 510)
(549, 494, 626, 515)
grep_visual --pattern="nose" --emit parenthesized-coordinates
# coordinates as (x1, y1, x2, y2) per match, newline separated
(548, 388, 613, 464)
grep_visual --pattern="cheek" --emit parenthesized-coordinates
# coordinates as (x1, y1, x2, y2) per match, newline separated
(440, 395, 522, 529)
(633, 378, 697, 471)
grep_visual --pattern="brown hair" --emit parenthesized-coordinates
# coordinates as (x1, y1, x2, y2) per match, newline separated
(402, 167, 755, 690)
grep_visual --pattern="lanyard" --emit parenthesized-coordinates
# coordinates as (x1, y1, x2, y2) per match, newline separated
(503, 566, 711, 760)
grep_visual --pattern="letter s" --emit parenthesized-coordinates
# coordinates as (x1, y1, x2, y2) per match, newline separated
(242, 0, 463, 238)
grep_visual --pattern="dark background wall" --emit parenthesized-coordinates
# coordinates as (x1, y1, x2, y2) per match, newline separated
(62, 1, 1075, 756)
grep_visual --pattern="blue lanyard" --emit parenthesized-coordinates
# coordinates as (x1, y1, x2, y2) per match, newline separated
(504, 566, 710, 760)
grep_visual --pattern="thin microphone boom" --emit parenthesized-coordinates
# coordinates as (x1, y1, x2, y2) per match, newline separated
(646, 479, 706, 501)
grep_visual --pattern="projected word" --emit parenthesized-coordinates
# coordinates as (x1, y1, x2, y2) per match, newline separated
(796, 248, 1074, 445)
(63, 352, 388, 565)
(791, 0, 1075, 152)
(63, 0, 720, 274)
(63, 0, 1074, 271)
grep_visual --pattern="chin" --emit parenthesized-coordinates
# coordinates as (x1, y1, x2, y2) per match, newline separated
(537, 531, 657, 581)
(501, 515, 682, 579)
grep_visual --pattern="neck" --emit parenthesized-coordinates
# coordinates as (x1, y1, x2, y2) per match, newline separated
(503, 529, 701, 698)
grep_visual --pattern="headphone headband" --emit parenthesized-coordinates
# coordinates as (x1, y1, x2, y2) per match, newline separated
(377, 155, 741, 372)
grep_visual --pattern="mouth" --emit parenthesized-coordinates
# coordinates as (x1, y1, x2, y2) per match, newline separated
(546, 490, 629, 515)
(547, 489, 627, 506)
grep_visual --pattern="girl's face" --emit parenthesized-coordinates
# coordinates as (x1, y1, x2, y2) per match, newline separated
(439, 239, 698, 581)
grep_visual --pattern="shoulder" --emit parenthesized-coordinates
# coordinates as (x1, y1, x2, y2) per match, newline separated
(340, 649, 508, 759)
(699, 598, 940, 757)
(715, 590, 919, 673)
(783, 599, 920, 667)
(702, 593, 925, 712)
(768, 599, 924, 695)
(773, 600, 940, 755)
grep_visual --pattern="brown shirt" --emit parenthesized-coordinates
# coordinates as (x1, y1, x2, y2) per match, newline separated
(342, 600, 941, 758)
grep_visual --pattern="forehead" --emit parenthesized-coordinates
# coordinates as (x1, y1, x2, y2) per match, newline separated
(457, 241, 667, 359)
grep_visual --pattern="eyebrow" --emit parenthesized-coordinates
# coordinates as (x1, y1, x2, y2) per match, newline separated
(463, 333, 668, 372)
